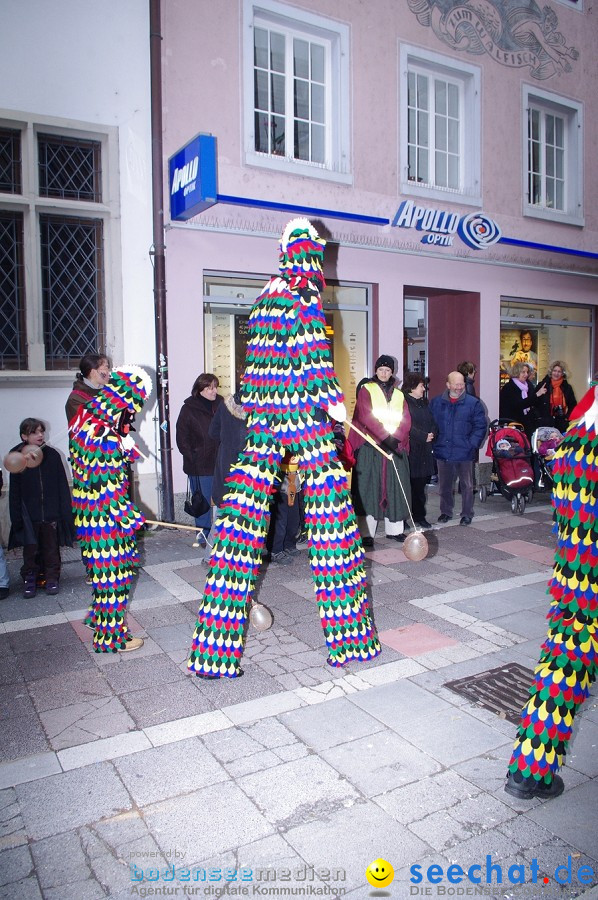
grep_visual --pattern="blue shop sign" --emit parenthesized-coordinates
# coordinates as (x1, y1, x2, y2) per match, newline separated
(169, 134, 217, 221)
(392, 199, 501, 250)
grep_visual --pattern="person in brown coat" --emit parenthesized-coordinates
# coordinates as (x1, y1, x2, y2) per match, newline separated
(65, 353, 111, 424)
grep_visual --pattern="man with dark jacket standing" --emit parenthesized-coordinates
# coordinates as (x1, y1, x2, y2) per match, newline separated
(430, 372, 487, 526)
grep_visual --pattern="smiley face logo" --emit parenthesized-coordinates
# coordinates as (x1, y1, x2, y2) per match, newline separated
(365, 858, 394, 888)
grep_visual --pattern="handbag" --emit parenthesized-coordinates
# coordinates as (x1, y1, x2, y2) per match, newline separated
(184, 479, 210, 518)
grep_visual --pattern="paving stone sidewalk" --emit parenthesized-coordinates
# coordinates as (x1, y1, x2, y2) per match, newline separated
(0, 490, 596, 899)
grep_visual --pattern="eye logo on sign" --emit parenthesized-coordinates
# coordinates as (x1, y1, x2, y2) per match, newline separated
(391, 200, 501, 250)
(458, 212, 502, 249)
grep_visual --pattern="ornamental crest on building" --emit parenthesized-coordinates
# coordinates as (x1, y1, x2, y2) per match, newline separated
(407, 0, 579, 79)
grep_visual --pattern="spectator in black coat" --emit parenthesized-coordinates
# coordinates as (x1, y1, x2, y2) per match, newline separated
(209, 391, 248, 509)
(176, 374, 223, 545)
(402, 372, 438, 530)
(8, 418, 75, 597)
(457, 362, 478, 397)
(499, 362, 547, 438)
(0, 471, 9, 599)
(197, 390, 248, 563)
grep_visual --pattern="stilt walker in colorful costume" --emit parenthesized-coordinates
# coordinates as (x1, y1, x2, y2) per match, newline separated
(70, 366, 152, 653)
(505, 381, 598, 799)
(188, 218, 381, 677)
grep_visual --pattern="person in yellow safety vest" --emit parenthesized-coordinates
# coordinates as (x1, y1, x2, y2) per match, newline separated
(348, 355, 411, 548)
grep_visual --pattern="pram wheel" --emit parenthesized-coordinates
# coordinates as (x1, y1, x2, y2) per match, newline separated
(479, 485, 488, 503)
(511, 494, 526, 516)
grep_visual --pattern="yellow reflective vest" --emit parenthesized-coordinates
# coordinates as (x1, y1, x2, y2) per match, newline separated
(362, 382, 405, 435)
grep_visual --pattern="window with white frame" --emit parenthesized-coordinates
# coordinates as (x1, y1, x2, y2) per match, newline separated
(243, 0, 351, 183)
(523, 87, 583, 225)
(0, 117, 114, 371)
(400, 46, 481, 205)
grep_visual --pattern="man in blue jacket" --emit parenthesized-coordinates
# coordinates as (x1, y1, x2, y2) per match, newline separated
(429, 371, 487, 526)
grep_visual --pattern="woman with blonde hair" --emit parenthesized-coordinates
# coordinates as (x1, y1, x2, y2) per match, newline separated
(499, 361, 546, 438)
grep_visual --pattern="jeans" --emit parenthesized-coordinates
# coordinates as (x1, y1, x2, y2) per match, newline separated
(269, 491, 301, 554)
(0, 546, 9, 589)
(437, 460, 474, 519)
(189, 475, 213, 531)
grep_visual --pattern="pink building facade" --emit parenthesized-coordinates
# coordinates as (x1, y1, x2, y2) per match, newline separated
(161, 0, 598, 495)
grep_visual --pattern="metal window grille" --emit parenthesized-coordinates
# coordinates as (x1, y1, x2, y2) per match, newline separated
(40, 214, 106, 369)
(0, 210, 26, 369)
(0, 128, 22, 194)
(38, 133, 101, 202)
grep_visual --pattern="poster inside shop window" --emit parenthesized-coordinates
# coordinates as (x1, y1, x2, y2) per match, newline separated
(499, 327, 549, 386)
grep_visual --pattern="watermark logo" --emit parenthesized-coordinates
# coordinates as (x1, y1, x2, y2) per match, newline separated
(409, 855, 596, 890)
(129, 861, 347, 896)
(365, 858, 394, 889)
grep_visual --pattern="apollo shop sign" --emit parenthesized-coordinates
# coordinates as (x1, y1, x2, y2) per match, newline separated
(169, 133, 217, 221)
(391, 199, 501, 250)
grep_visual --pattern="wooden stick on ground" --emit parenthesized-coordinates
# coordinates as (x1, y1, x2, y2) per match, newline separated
(145, 518, 200, 532)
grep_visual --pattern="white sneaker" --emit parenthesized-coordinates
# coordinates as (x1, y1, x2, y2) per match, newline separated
(192, 530, 207, 548)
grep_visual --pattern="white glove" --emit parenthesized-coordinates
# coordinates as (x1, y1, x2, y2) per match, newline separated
(328, 402, 347, 423)
(121, 434, 136, 451)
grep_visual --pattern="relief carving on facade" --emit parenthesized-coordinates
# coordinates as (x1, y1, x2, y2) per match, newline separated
(407, 0, 579, 79)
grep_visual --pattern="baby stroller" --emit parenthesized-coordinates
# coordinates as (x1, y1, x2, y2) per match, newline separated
(531, 425, 563, 491)
(479, 420, 534, 515)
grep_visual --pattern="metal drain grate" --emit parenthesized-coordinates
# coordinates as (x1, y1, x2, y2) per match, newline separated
(444, 663, 535, 724)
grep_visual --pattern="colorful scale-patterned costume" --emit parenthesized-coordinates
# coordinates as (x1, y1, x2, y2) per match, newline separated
(188, 219, 381, 677)
(70, 367, 151, 652)
(507, 384, 598, 787)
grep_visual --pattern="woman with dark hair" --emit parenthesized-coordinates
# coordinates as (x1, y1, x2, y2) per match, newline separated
(176, 373, 223, 545)
(535, 361, 577, 433)
(402, 372, 438, 530)
(65, 353, 111, 423)
(457, 362, 477, 397)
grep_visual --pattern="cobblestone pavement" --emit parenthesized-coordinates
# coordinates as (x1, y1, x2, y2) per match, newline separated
(1, 488, 597, 899)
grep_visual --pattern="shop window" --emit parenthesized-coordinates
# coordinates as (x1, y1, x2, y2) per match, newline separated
(523, 87, 583, 225)
(0, 116, 113, 371)
(500, 298, 592, 400)
(404, 296, 427, 378)
(204, 274, 370, 419)
(400, 45, 481, 205)
(243, 0, 351, 183)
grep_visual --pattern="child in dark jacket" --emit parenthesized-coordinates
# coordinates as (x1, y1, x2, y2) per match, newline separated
(8, 418, 75, 597)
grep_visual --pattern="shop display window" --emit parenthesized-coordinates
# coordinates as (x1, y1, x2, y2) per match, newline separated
(203, 274, 370, 419)
(500, 298, 593, 398)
